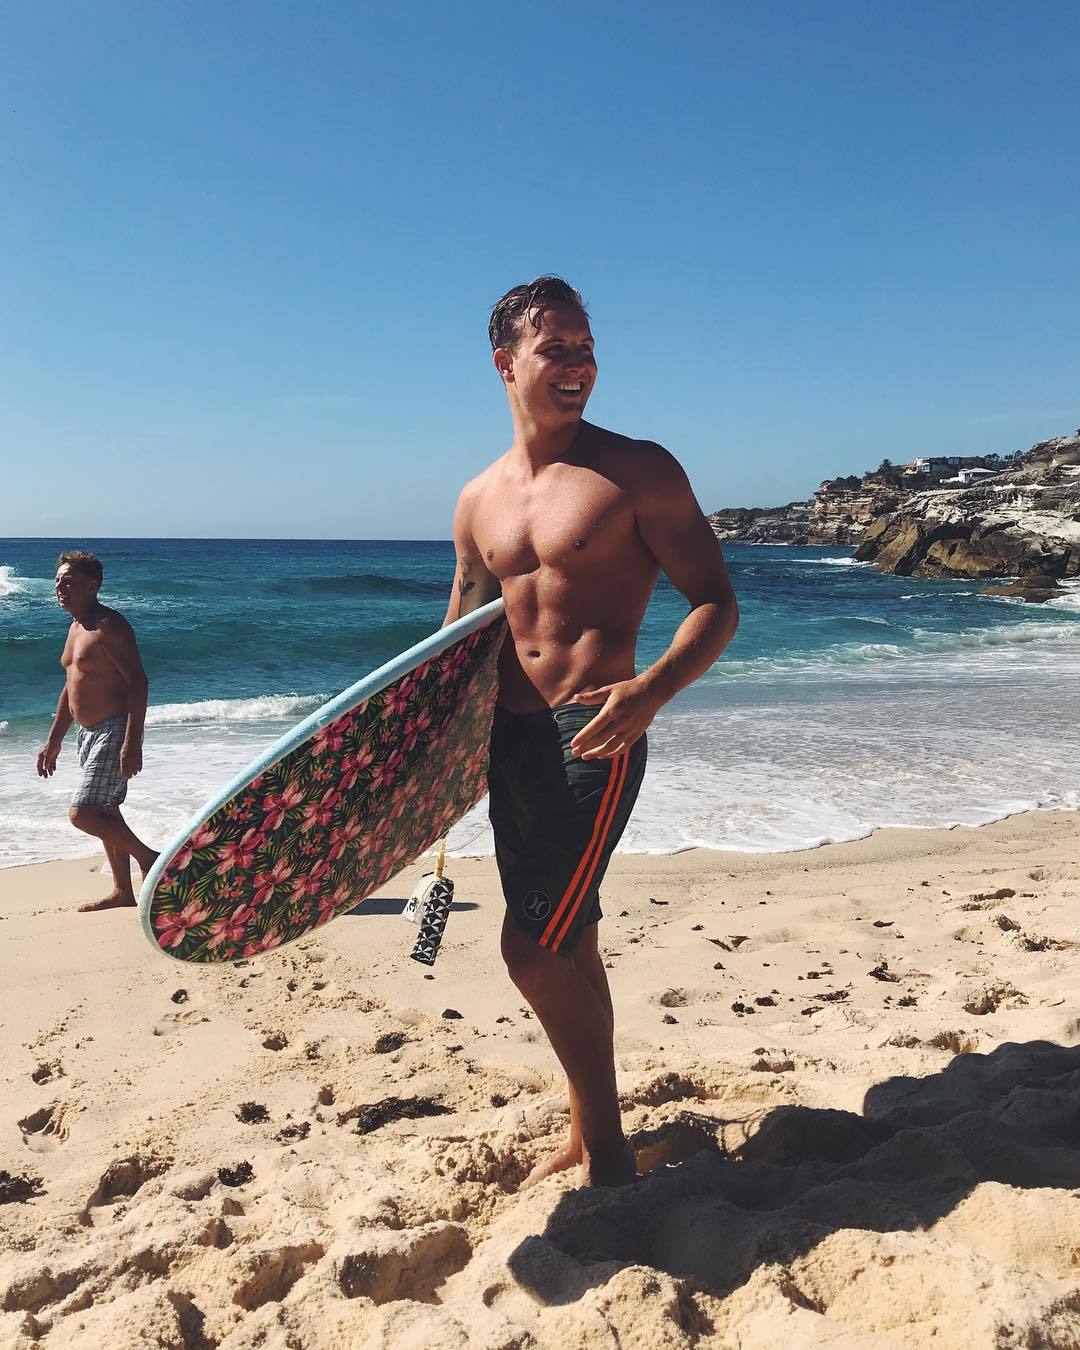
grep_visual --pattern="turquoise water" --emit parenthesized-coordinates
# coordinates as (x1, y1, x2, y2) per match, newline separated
(3, 537, 1080, 865)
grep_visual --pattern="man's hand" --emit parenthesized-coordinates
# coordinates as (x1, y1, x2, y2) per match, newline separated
(36, 742, 61, 778)
(120, 740, 143, 779)
(570, 677, 661, 760)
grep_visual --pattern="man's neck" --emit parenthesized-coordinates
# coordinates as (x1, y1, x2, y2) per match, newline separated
(72, 600, 104, 627)
(509, 415, 589, 471)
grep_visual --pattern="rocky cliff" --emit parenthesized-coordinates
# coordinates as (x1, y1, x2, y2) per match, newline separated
(709, 483, 902, 546)
(708, 503, 812, 544)
(853, 434, 1080, 593)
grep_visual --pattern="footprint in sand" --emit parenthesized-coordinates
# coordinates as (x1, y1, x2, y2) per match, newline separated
(83, 1153, 171, 1218)
(18, 1102, 74, 1152)
(962, 982, 1026, 1016)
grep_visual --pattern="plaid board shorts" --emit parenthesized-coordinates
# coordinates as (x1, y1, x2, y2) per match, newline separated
(72, 714, 129, 808)
(488, 703, 647, 959)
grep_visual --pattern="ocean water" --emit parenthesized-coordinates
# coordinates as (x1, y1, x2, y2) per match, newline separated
(2, 537, 1080, 868)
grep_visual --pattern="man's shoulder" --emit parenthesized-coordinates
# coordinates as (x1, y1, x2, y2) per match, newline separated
(97, 606, 135, 636)
(590, 427, 685, 486)
(455, 455, 506, 510)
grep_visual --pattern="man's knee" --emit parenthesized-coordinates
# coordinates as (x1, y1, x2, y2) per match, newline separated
(501, 920, 557, 996)
(69, 805, 110, 835)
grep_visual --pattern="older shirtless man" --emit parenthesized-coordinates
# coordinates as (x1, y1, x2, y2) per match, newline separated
(37, 551, 158, 912)
(444, 277, 739, 1187)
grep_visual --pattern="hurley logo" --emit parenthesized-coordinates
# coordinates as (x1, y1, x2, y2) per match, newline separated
(522, 891, 552, 921)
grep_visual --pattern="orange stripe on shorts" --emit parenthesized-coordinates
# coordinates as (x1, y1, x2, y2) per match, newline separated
(540, 751, 629, 953)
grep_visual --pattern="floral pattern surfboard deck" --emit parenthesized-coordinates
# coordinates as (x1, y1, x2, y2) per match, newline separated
(139, 602, 506, 963)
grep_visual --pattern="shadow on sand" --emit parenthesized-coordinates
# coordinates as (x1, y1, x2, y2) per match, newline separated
(346, 897, 479, 916)
(508, 1039, 1080, 1313)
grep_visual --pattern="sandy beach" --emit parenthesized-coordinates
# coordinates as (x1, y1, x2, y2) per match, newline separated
(2, 810, 1080, 1348)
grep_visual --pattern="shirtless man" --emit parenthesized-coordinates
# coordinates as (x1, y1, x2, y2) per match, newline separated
(444, 277, 739, 1187)
(36, 551, 158, 912)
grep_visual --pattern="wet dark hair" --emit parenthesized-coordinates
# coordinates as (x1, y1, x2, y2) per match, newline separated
(488, 275, 587, 352)
(57, 550, 103, 586)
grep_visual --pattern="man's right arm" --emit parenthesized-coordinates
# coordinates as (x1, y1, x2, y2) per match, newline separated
(37, 688, 74, 778)
(442, 485, 501, 627)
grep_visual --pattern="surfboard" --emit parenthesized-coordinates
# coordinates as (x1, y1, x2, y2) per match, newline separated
(138, 599, 506, 963)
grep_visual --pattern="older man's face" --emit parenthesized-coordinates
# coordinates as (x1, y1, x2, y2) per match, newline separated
(55, 564, 98, 613)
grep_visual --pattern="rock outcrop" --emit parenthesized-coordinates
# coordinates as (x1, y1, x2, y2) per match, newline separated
(709, 432, 1080, 596)
(853, 435, 1080, 590)
(709, 484, 901, 547)
(708, 503, 812, 545)
(808, 483, 903, 546)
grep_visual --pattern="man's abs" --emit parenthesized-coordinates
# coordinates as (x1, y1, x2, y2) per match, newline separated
(496, 574, 653, 713)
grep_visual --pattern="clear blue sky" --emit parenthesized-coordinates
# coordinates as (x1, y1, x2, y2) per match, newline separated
(3, 2, 1078, 538)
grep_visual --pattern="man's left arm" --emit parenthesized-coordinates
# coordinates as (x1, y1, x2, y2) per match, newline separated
(571, 447, 738, 759)
(99, 616, 150, 778)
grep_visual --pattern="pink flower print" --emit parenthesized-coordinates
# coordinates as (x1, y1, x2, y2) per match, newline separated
(327, 818, 363, 861)
(401, 708, 433, 752)
(300, 786, 339, 833)
(290, 871, 321, 903)
(415, 788, 445, 819)
(312, 721, 347, 756)
(438, 647, 470, 686)
(207, 906, 252, 948)
(384, 841, 409, 870)
(370, 750, 405, 791)
(155, 899, 210, 949)
(339, 745, 375, 791)
(243, 928, 282, 957)
(311, 878, 350, 927)
(381, 685, 411, 720)
(171, 823, 218, 873)
(251, 858, 294, 907)
(262, 783, 305, 831)
(291, 858, 331, 900)
(388, 780, 417, 820)
(216, 827, 263, 876)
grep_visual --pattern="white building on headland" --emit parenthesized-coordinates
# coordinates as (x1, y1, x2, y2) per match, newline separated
(903, 457, 998, 481)
(941, 467, 998, 485)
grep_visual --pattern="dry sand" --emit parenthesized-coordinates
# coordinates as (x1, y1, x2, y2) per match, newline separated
(2, 810, 1080, 1348)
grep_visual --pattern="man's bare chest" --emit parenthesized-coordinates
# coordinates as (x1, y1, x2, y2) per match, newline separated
(64, 629, 109, 675)
(474, 476, 638, 581)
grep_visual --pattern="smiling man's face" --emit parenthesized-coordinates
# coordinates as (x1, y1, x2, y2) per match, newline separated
(497, 305, 596, 430)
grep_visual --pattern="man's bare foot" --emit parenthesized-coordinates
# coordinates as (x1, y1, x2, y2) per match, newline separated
(579, 1141, 637, 1189)
(78, 893, 137, 913)
(520, 1140, 583, 1190)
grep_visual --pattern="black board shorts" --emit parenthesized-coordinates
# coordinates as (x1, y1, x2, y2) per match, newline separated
(488, 703, 647, 958)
